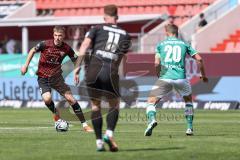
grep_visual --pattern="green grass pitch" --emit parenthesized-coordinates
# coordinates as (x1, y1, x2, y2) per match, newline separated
(0, 108, 239, 160)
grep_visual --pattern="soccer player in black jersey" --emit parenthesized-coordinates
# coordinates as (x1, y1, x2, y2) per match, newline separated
(21, 26, 93, 132)
(74, 5, 131, 151)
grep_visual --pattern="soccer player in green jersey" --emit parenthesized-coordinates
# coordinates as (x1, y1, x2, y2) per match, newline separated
(144, 24, 208, 136)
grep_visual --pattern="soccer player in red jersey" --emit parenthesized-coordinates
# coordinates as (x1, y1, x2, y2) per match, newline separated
(21, 26, 93, 132)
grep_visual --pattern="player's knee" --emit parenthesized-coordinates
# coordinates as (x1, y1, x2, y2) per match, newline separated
(148, 96, 157, 104)
(109, 104, 119, 111)
(92, 105, 101, 111)
(42, 93, 52, 105)
(44, 99, 52, 105)
(91, 100, 101, 111)
(109, 99, 120, 110)
(64, 92, 76, 105)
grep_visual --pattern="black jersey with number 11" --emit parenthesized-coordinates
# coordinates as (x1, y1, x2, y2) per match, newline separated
(85, 24, 131, 75)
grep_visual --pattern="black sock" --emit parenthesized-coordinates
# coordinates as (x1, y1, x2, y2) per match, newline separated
(45, 101, 56, 114)
(71, 102, 86, 123)
(107, 107, 119, 131)
(91, 110, 103, 139)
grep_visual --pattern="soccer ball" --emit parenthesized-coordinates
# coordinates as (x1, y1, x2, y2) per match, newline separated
(55, 119, 69, 132)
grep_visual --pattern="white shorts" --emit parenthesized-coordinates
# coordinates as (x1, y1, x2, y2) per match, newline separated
(149, 79, 192, 98)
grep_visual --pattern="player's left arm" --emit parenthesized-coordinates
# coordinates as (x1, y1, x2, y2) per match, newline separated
(155, 54, 161, 78)
(187, 43, 208, 83)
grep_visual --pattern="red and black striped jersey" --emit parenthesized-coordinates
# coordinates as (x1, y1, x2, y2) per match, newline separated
(35, 40, 75, 78)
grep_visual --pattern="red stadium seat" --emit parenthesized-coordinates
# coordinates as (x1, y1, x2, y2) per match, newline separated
(185, 5, 193, 16)
(152, 6, 161, 13)
(76, 8, 84, 15)
(212, 29, 240, 53)
(68, 9, 77, 16)
(173, 17, 182, 26)
(192, 5, 201, 15)
(144, 6, 153, 14)
(224, 42, 235, 53)
(167, 5, 177, 15)
(90, 8, 100, 15)
(235, 42, 240, 53)
(160, 6, 168, 14)
(175, 5, 185, 16)
(128, 7, 138, 14)
(136, 6, 145, 13)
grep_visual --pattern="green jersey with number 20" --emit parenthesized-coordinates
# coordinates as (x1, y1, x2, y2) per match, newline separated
(155, 37, 197, 79)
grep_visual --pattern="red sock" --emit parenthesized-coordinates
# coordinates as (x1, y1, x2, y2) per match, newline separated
(53, 114, 60, 121)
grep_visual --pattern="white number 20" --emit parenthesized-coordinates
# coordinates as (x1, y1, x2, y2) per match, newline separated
(164, 45, 181, 62)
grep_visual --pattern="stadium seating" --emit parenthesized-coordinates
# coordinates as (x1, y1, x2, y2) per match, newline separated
(35, 0, 215, 26)
(211, 29, 240, 53)
(34, 0, 216, 27)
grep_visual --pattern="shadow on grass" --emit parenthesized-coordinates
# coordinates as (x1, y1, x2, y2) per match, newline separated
(120, 146, 185, 152)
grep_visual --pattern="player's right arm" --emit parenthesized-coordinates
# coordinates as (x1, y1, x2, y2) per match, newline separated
(21, 47, 37, 75)
(21, 41, 45, 75)
(74, 26, 97, 85)
(74, 37, 92, 85)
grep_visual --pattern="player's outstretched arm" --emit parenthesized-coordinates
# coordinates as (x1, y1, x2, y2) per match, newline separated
(192, 53, 208, 83)
(74, 37, 92, 85)
(21, 48, 37, 75)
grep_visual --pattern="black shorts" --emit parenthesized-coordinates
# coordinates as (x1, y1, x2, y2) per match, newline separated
(37, 75, 71, 96)
(85, 69, 120, 100)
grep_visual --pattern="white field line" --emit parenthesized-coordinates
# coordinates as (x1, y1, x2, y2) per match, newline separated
(0, 125, 74, 130)
(0, 126, 52, 130)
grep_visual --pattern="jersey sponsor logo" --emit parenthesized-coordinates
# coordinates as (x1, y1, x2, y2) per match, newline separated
(162, 40, 185, 45)
(103, 26, 126, 35)
(45, 55, 60, 64)
(96, 50, 118, 61)
(163, 64, 182, 70)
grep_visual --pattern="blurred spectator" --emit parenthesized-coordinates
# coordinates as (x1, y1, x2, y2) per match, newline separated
(6, 38, 16, 54)
(0, 42, 5, 54)
(198, 13, 207, 29)
(0, 35, 8, 54)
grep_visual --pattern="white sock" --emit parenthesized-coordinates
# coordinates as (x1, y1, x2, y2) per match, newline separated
(96, 139, 103, 148)
(106, 129, 113, 137)
(82, 122, 88, 127)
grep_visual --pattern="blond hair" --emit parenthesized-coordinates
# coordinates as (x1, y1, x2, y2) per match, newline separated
(53, 26, 65, 33)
